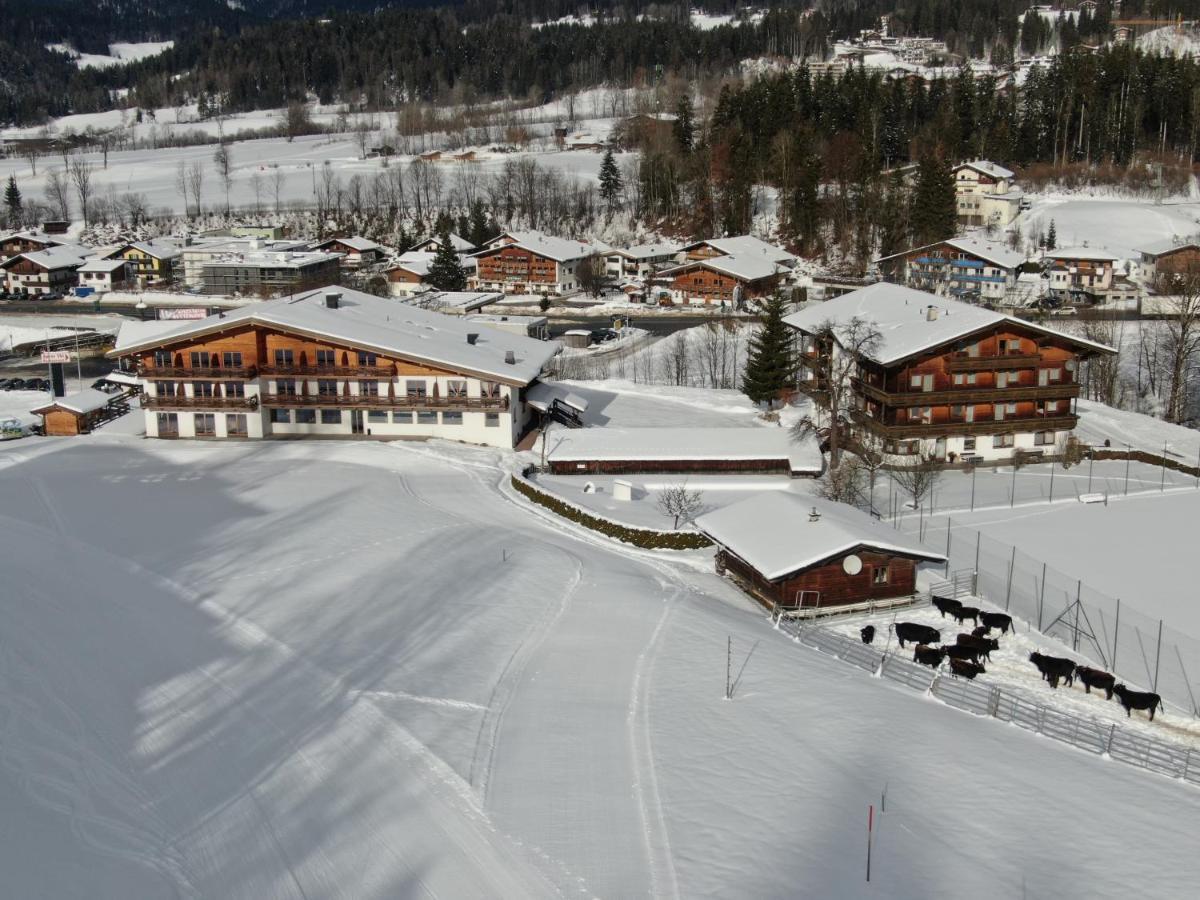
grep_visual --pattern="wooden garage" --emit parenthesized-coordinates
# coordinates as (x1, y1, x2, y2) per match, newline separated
(30, 388, 115, 436)
(696, 493, 946, 613)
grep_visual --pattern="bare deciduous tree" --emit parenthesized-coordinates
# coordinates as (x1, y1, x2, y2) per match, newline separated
(68, 154, 94, 225)
(892, 454, 942, 511)
(187, 161, 205, 216)
(174, 161, 191, 217)
(213, 143, 233, 214)
(1155, 271, 1200, 423)
(44, 167, 71, 221)
(270, 167, 286, 215)
(657, 481, 704, 529)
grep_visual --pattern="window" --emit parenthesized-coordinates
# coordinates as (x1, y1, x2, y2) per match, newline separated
(485, 413, 500, 427)
(481, 381, 500, 398)
(190, 351, 210, 368)
(406, 379, 427, 399)
(951, 405, 964, 418)
(270, 408, 291, 424)
(447, 379, 468, 398)
(1041, 400, 1059, 414)
(154, 350, 172, 368)
(192, 381, 214, 398)
(222, 351, 243, 368)
(153, 381, 173, 397)
(358, 380, 379, 396)
(317, 379, 339, 396)
(226, 414, 248, 436)
(357, 351, 377, 366)
(316, 349, 337, 367)
(194, 413, 216, 435)
(368, 410, 388, 422)
(963, 437, 976, 452)
(417, 410, 438, 425)
(1005, 402, 1017, 414)
(273, 348, 294, 366)
(873, 566, 889, 585)
(223, 382, 245, 398)
(993, 434, 1015, 449)
(290, 409, 312, 424)
(156, 412, 178, 434)
(442, 411, 463, 425)
(909, 374, 923, 389)
(1047, 367, 1061, 381)
(393, 411, 413, 424)
(1034, 431, 1055, 446)
(276, 378, 297, 395)
(919, 406, 933, 424)
(320, 409, 342, 425)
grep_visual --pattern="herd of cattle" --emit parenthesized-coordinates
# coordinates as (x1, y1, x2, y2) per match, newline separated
(858, 594, 1165, 722)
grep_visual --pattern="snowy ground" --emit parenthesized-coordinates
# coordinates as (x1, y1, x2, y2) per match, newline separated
(47, 41, 174, 70)
(0, 433, 1198, 896)
(1011, 196, 1200, 262)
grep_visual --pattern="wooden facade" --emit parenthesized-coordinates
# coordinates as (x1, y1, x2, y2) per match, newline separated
(475, 245, 560, 291)
(720, 545, 920, 610)
(1148, 245, 1200, 279)
(2, 256, 79, 294)
(666, 263, 778, 304)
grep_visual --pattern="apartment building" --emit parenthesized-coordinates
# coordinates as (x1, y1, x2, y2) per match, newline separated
(952, 161, 1023, 227)
(875, 236, 1025, 303)
(199, 250, 342, 296)
(471, 230, 608, 295)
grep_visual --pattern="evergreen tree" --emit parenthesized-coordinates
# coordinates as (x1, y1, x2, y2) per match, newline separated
(741, 294, 794, 406)
(1046, 219, 1057, 250)
(910, 153, 957, 246)
(427, 223, 467, 291)
(673, 96, 694, 154)
(468, 199, 490, 248)
(4, 175, 22, 227)
(598, 148, 623, 213)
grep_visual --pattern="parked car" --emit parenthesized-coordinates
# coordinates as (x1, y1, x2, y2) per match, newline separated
(5, 379, 28, 391)
(25, 378, 49, 391)
(0, 378, 16, 389)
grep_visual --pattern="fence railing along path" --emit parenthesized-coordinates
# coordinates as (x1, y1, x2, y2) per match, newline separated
(778, 618, 1200, 790)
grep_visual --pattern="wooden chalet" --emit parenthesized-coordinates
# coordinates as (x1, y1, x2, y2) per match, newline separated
(1136, 239, 1200, 282)
(472, 230, 605, 295)
(1, 246, 85, 295)
(31, 389, 117, 436)
(785, 283, 1115, 463)
(696, 493, 945, 612)
(658, 255, 785, 305)
(311, 236, 386, 268)
(1, 230, 66, 258)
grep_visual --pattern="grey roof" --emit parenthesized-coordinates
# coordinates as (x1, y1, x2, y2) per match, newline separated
(875, 236, 1026, 270)
(1135, 238, 1200, 258)
(478, 230, 609, 262)
(955, 160, 1014, 180)
(110, 285, 559, 384)
(1045, 246, 1120, 262)
(412, 233, 476, 253)
(660, 254, 786, 282)
(2, 247, 86, 270)
(681, 235, 797, 265)
(315, 236, 382, 253)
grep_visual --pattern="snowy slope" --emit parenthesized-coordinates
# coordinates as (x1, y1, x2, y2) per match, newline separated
(46, 41, 175, 70)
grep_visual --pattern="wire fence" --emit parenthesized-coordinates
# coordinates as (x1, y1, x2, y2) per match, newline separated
(920, 518, 1200, 718)
(780, 619, 1200, 789)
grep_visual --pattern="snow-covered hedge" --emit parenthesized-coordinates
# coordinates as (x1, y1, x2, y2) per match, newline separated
(511, 473, 711, 550)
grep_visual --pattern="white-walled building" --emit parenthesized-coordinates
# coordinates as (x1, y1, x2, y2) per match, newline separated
(952, 161, 1023, 227)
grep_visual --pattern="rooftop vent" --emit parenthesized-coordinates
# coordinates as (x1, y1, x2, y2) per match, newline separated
(504, 350, 516, 365)
(809, 507, 821, 522)
(325, 291, 341, 309)
(926, 305, 939, 322)
(467, 332, 479, 345)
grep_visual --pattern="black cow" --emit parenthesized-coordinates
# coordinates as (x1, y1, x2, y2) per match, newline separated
(955, 633, 999, 662)
(980, 611, 1014, 634)
(913, 645, 945, 668)
(894, 622, 940, 648)
(945, 644, 986, 665)
(1030, 652, 1076, 687)
(860, 625, 876, 645)
(949, 658, 986, 680)
(971, 625, 991, 639)
(1075, 665, 1116, 700)
(931, 595, 963, 619)
(952, 606, 981, 627)
(1113, 684, 1164, 721)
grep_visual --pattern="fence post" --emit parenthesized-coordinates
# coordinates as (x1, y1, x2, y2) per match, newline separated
(945, 518, 952, 577)
(1073, 580, 1082, 652)
(974, 530, 981, 580)
(1049, 463, 1055, 503)
(1153, 619, 1164, 693)
(1004, 545, 1016, 611)
(1174, 646, 1200, 717)
(1112, 598, 1120, 671)
(1106, 723, 1116, 755)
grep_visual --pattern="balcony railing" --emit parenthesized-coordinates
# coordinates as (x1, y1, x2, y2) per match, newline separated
(140, 365, 257, 379)
(851, 411, 1079, 439)
(854, 378, 1080, 407)
(261, 393, 508, 410)
(945, 352, 1041, 371)
(259, 364, 396, 378)
(144, 395, 259, 410)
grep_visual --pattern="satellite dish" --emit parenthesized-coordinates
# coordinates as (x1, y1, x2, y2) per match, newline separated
(843, 554, 863, 576)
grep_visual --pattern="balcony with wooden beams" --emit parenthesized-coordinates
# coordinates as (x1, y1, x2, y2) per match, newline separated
(143, 395, 260, 410)
(853, 378, 1080, 407)
(261, 393, 508, 410)
(139, 365, 257, 379)
(259, 364, 396, 378)
(851, 410, 1078, 440)
(944, 352, 1041, 371)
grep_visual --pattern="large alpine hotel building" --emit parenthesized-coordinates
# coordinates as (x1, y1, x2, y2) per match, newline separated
(110, 287, 560, 448)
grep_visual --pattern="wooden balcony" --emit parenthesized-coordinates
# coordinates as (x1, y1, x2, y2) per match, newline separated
(854, 379, 1080, 407)
(144, 395, 259, 410)
(259, 364, 396, 378)
(944, 352, 1041, 372)
(261, 394, 508, 410)
(140, 365, 257, 379)
(851, 410, 1079, 440)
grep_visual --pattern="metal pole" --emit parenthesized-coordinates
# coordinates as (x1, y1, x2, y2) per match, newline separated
(1038, 562, 1047, 630)
(1087, 453, 1094, 492)
(1125, 444, 1131, 496)
(974, 530, 981, 575)
(1004, 545, 1016, 611)
(1153, 620, 1163, 693)
(1049, 462, 1055, 503)
(1073, 580, 1082, 652)
(970, 464, 976, 511)
(945, 518, 952, 577)
(74, 329, 82, 386)
(1113, 598, 1120, 671)
(726, 636, 732, 700)
(1011, 463, 1017, 507)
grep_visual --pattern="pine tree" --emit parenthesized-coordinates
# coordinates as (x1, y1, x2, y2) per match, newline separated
(4, 175, 22, 227)
(741, 294, 795, 406)
(1046, 218, 1057, 250)
(468, 200, 489, 248)
(910, 153, 957, 246)
(673, 96, 694, 154)
(598, 148, 623, 213)
(427, 223, 467, 291)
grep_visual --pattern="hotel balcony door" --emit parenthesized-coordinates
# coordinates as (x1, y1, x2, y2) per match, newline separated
(934, 437, 947, 459)
(351, 409, 364, 434)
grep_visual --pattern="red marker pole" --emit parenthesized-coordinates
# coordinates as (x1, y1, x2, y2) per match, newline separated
(866, 804, 874, 882)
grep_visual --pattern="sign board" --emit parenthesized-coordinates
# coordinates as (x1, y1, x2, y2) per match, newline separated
(40, 351, 72, 363)
(157, 307, 209, 321)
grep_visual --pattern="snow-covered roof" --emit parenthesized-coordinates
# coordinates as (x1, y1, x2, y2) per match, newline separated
(413, 233, 475, 253)
(2, 246, 86, 270)
(955, 160, 1014, 180)
(876, 236, 1026, 270)
(1135, 238, 1200, 258)
(77, 257, 128, 273)
(204, 250, 342, 269)
(110, 286, 559, 384)
(114, 319, 190, 351)
(661, 254, 785, 282)
(783, 282, 1114, 364)
(695, 492, 945, 581)
(403, 291, 501, 312)
(315, 236, 381, 253)
(1045, 247, 1119, 262)
(388, 254, 433, 277)
(682, 235, 797, 265)
(31, 388, 112, 416)
(106, 240, 181, 261)
(1, 230, 63, 247)
(101, 370, 141, 386)
(544, 427, 823, 474)
(608, 242, 681, 260)
(479, 230, 609, 262)
(526, 381, 590, 414)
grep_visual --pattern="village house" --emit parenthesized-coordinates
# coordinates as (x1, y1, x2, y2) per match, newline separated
(0, 229, 68, 259)
(109, 286, 559, 448)
(696, 492, 946, 612)
(103, 240, 182, 286)
(952, 161, 1023, 227)
(603, 243, 682, 279)
(471, 230, 607, 296)
(385, 253, 478, 296)
(875, 236, 1026, 303)
(0, 246, 86, 296)
(1043, 247, 1131, 303)
(657, 254, 787, 306)
(410, 232, 477, 256)
(30, 389, 118, 436)
(1135, 239, 1200, 283)
(784, 282, 1114, 463)
(311, 236, 387, 268)
(680, 235, 798, 268)
(77, 257, 132, 294)
(199, 249, 343, 296)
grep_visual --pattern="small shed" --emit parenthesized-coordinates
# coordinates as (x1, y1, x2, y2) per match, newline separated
(695, 493, 946, 612)
(30, 388, 114, 436)
(559, 329, 592, 349)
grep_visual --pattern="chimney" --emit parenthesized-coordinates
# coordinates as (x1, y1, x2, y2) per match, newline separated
(249, 238, 260, 251)
(325, 290, 341, 309)
(809, 507, 821, 522)
(467, 332, 479, 345)
(504, 350, 516, 364)
(926, 305, 939, 322)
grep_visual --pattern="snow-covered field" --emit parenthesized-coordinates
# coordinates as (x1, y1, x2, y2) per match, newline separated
(47, 41, 174, 70)
(1012, 196, 1200, 262)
